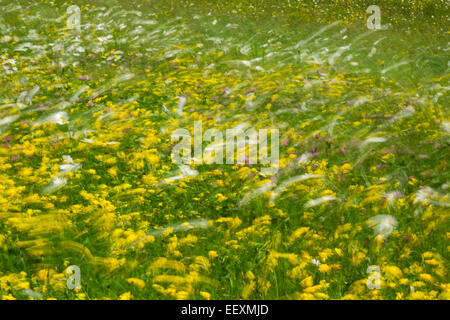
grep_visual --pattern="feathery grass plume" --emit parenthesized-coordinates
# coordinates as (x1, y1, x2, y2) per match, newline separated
(367, 215, 398, 238)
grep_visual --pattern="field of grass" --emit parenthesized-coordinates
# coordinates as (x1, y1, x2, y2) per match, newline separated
(0, 0, 449, 300)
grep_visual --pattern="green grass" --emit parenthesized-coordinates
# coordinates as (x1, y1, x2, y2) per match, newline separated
(0, 0, 448, 300)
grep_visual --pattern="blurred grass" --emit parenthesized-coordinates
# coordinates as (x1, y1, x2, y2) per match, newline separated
(114, 0, 450, 33)
(0, 0, 448, 300)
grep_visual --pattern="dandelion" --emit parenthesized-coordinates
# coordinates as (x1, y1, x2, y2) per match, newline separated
(126, 278, 146, 289)
(118, 292, 133, 300)
(208, 251, 218, 260)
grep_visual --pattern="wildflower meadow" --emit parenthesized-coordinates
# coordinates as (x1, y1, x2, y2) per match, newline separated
(0, 0, 448, 301)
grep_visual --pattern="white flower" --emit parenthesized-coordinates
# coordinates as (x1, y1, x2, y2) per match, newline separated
(414, 186, 434, 204)
(414, 186, 450, 207)
(240, 44, 251, 55)
(59, 155, 81, 173)
(35, 112, 68, 125)
(382, 191, 403, 206)
(442, 121, 450, 133)
(312, 258, 321, 266)
(5, 59, 16, 65)
(367, 215, 398, 238)
(21, 289, 43, 300)
(42, 177, 67, 194)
